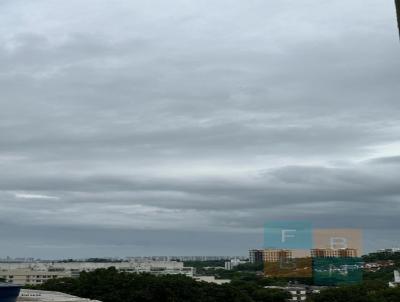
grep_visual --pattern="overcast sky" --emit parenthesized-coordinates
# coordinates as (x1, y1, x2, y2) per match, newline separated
(0, 0, 399, 259)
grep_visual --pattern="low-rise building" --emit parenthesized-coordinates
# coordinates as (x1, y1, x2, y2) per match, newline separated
(0, 270, 71, 286)
(377, 248, 400, 254)
(224, 258, 247, 270)
(264, 285, 325, 302)
(194, 276, 230, 285)
(0, 261, 194, 285)
(364, 260, 395, 272)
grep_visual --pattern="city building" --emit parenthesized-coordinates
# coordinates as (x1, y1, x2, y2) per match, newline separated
(285, 287, 307, 301)
(249, 249, 264, 263)
(263, 249, 293, 262)
(194, 276, 230, 285)
(0, 261, 194, 285)
(129, 256, 243, 262)
(264, 285, 325, 302)
(224, 258, 247, 270)
(377, 248, 400, 254)
(310, 248, 358, 258)
(249, 249, 293, 263)
(364, 260, 395, 272)
(0, 270, 71, 286)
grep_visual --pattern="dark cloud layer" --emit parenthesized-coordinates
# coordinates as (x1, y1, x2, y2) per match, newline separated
(0, 0, 399, 257)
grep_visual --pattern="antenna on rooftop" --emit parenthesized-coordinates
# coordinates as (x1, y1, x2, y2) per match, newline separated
(396, 0, 400, 39)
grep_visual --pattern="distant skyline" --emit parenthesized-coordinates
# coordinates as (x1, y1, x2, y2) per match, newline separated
(0, 0, 399, 258)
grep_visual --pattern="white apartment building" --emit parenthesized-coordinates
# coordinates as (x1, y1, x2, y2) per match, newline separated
(265, 286, 324, 302)
(0, 269, 72, 286)
(224, 258, 247, 270)
(194, 276, 230, 285)
(378, 248, 400, 253)
(0, 261, 194, 285)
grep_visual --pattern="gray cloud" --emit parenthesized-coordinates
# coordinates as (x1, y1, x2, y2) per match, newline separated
(0, 0, 399, 257)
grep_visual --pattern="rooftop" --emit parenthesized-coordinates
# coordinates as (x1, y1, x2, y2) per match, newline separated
(18, 290, 101, 302)
(0, 282, 21, 287)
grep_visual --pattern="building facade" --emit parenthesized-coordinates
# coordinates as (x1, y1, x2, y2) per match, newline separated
(249, 249, 293, 263)
(0, 270, 72, 286)
(224, 258, 247, 270)
(263, 249, 293, 263)
(249, 249, 264, 263)
(0, 261, 194, 285)
(310, 248, 358, 258)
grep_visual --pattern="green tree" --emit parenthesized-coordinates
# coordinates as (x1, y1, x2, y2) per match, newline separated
(36, 268, 288, 302)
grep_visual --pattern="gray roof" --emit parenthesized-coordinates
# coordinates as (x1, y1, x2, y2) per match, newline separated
(0, 282, 21, 288)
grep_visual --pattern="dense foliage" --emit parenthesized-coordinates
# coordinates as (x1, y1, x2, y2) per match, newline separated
(189, 262, 311, 287)
(234, 263, 264, 272)
(183, 260, 226, 269)
(362, 252, 400, 263)
(309, 281, 400, 302)
(363, 267, 397, 283)
(36, 268, 289, 302)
